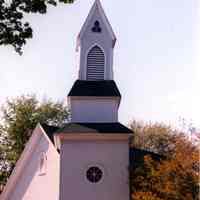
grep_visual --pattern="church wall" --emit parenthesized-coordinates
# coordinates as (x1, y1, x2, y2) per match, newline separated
(70, 98, 118, 122)
(6, 133, 59, 200)
(59, 139, 129, 200)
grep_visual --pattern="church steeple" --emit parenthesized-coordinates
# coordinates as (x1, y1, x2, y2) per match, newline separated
(68, 0, 121, 123)
(77, 0, 116, 81)
(57, 3, 131, 200)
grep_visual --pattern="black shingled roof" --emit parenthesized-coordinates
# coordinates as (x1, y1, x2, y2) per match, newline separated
(41, 123, 59, 144)
(40, 124, 162, 169)
(68, 80, 121, 97)
(129, 147, 163, 170)
(55, 123, 133, 134)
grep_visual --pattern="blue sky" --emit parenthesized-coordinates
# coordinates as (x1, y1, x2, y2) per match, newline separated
(0, 0, 199, 128)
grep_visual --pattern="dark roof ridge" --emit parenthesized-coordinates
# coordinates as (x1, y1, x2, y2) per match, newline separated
(40, 123, 60, 144)
(68, 80, 121, 97)
(55, 122, 133, 134)
(129, 147, 164, 169)
(130, 147, 162, 157)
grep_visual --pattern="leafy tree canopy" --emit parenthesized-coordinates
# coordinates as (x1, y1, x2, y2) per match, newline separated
(130, 120, 179, 155)
(0, 0, 74, 54)
(0, 94, 69, 188)
(130, 121, 200, 200)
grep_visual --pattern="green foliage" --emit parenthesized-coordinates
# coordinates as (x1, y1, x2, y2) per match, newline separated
(0, 0, 74, 54)
(130, 120, 178, 155)
(130, 121, 200, 200)
(0, 94, 69, 188)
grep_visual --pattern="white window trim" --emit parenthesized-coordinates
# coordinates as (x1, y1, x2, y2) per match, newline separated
(85, 43, 106, 80)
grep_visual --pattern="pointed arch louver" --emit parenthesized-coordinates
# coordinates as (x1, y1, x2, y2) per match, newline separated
(87, 45, 105, 80)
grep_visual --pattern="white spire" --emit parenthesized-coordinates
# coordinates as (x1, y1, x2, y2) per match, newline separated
(77, 0, 116, 80)
(77, 0, 116, 48)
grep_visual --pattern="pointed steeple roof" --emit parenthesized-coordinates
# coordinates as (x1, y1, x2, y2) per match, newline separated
(77, 0, 116, 48)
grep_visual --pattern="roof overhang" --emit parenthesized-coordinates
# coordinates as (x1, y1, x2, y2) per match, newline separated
(68, 80, 121, 97)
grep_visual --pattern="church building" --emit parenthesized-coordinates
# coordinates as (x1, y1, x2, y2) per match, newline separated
(1, 1, 156, 199)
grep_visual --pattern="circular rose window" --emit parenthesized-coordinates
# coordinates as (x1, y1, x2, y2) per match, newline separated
(86, 166, 103, 183)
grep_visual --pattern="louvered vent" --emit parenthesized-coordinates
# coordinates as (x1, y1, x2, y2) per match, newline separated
(87, 45, 105, 80)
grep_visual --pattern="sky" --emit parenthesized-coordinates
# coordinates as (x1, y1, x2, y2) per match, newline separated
(0, 0, 199, 128)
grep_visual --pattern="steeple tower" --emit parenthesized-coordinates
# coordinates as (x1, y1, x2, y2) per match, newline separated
(68, 0, 121, 123)
(55, 2, 132, 200)
(77, 0, 116, 80)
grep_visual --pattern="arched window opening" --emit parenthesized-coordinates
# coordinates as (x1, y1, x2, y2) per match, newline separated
(87, 45, 105, 80)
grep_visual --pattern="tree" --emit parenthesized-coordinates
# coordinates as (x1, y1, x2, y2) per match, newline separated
(0, 0, 74, 54)
(130, 120, 177, 155)
(130, 121, 200, 200)
(0, 94, 69, 189)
